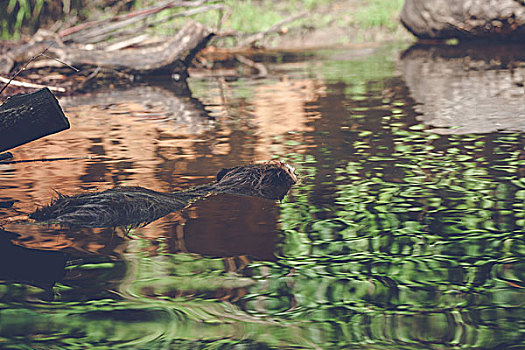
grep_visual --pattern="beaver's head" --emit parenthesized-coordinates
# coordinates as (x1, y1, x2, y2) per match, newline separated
(215, 160, 297, 200)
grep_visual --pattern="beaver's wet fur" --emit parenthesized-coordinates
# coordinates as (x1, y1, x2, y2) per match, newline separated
(30, 161, 296, 228)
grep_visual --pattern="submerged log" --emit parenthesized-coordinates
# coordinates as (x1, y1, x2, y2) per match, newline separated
(0, 88, 70, 152)
(400, 0, 525, 41)
(30, 161, 297, 228)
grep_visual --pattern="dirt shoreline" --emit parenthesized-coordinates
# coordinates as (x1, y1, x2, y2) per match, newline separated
(0, 0, 413, 98)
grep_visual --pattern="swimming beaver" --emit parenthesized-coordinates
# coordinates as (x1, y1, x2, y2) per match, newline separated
(29, 161, 297, 228)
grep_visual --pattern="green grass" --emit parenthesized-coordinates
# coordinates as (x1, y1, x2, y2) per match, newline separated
(221, 0, 283, 33)
(159, 0, 331, 34)
(353, 0, 405, 30)
(165, 0, 407, 45)
(1, 0, 407, 43)
(1, 0, 44, 39)
(1, 0, 94, 39)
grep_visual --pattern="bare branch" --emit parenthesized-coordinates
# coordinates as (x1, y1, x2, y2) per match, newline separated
(0, 77, 66, 93)
(237, 11, 309, 47)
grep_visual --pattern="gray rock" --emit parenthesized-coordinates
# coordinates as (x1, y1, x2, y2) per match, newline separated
(401, 0, 525, 41)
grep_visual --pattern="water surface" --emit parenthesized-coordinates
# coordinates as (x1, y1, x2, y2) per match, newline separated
(0, 42, 523, 349)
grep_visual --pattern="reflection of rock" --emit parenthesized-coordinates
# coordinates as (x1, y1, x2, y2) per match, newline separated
(400, 44, 525, 134)
(401, 0, 525, 41)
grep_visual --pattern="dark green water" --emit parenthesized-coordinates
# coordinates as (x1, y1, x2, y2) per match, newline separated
(0, 43, 523, 349)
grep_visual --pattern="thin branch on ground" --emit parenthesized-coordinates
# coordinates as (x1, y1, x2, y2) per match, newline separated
(237, 10, 310, 47)
(59, 0, 208, 37)
(97, 3, 224, 45)
(0, 155, 93, 165)
(41, 54, 80, 72)
(0, 76, 66, 92)
(70, 67, 101, 93)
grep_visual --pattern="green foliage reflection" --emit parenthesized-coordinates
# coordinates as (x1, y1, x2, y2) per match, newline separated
(242, 82, 524, 348)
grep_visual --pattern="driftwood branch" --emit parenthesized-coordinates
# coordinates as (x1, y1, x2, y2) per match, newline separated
(0, 46, 77, 93)
(104, 34, 150, 51)
(91, 3, 224, 49)
(0, 45, 54, 94)
(0, 41, 52, 75)
(1, 0, 217, 76)
(0, 41, 78, 79)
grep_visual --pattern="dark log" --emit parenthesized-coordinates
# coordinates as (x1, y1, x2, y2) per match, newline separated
(0, 88, 70, 152)
(400, 0, 525, 41)
(30, 161, 297, 228)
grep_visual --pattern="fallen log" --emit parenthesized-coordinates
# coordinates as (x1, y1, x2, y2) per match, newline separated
(0, 88, 70, 153)
(0, 40, 51, 75)
(29, 161, 297, 228)
(0, 21, 213, 77)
